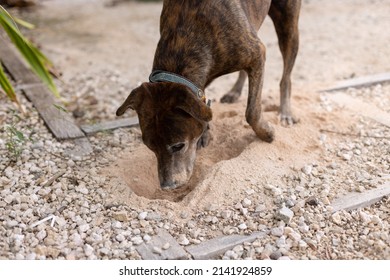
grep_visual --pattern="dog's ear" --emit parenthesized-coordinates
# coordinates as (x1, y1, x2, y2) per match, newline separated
(176, 90, 212, 123)
(116, 83, 149, 116)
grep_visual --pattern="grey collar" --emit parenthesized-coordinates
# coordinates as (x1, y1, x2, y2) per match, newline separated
(149, 70, 210, 106)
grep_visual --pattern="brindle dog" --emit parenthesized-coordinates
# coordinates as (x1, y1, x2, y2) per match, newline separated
(117, 0, 301, 189)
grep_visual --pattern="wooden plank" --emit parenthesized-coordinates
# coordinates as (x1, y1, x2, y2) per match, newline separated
(0, 37, 85, 139)
(331, 180, 390, 212)
(186, 232, 266, 260)
(64, 137, 93, 158)
(321, 72, 390, 92)
(327, 92, 390, 128)
(80, 116, 139, 135)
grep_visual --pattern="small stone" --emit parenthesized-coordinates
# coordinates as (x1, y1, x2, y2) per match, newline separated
(177, 234, 189, 245)
(255, 204, 266, 212)
(162, 242, 171, 250)
(331, 213, 342, 225)
(36, 230, 47, 241)
(131, 236, 143, 245)
(342, 153, 352, 161)
(278, 256, 291, 260)
(371, 215, 382, 225)
(288, 231, 301, 243)
(138, 212, 148, 220)
(298, 240, 308, 249)
(305, 196, 319, 206)
(277, 207, 294, 224)
(238, 223, 247, 230)
(143, 234, 151, 242)
(205, 203, 218, 211)
(242, 198, 252, 207)
(116, 234, 125, 242)
(152, 246, 162, 255)
(4, 195, 14, 204)
(271, 227, 284, 237)
(72, 233, 83, 246)
(113, 211, 128, 222)
(301, 165, 313, 175)
(6, 220, 18, 228)
(221, 210, 232, 219)
(78, 223, 90, 233)
(112, 221, 122, 229)
(276, 236, 287, 248)
(180, 211, 188, 219)
(246, 189, 255, 195)
(270, 251, 282, 260)
(187, 220, 196, 228)
(233, 245, 244, 254)
(298, 224, 309, 233)
(84, 244, 94, 257)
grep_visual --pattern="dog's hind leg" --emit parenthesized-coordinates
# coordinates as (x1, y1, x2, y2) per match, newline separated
(220, 70, 247, 103)
(268, 0, 301, 126)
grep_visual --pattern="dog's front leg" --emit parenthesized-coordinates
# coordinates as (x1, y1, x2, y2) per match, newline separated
(245, 41, 275, 143)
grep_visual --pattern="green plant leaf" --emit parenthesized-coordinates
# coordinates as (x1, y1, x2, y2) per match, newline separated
(14, 17, 35, 29)
(0, 62, 18, 102)
(53, 103, 68, 112)
(0, 6, 60, 98)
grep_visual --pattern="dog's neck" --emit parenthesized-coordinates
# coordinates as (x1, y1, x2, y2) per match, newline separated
(151, 59, 211, 91)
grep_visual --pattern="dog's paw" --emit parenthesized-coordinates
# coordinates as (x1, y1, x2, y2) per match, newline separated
(253, 121, 275, 143)
(220, 91, 240, 103)
(280, 114, 299, 127)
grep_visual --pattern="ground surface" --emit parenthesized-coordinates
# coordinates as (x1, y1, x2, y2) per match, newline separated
(0, 0, 389, 260)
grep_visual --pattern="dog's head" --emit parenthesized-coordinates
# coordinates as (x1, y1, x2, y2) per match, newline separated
(116, 82, 212, 189)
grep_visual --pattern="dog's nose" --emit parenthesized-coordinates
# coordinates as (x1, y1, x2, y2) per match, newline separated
(160, 181, 177, 189)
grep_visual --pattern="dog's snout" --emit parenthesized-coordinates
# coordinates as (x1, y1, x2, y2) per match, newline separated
(160, 181, 177, 189)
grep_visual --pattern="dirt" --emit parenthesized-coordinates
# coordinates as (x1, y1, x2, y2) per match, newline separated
(17, 0, 390, 216)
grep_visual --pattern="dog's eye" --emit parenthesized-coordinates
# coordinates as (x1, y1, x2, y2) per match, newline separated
(169, 142, 186, 153)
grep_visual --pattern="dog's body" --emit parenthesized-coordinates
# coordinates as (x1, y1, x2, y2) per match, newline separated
(117, 0, 301, 189)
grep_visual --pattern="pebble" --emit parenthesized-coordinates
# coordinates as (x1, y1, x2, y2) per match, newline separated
(131, 236, 143, 245)
(162, 242, 171, 250)
(152, 246, 162, 255)
(238, 223, 247, 230)
(36, 230, 47, 241)
(221, 210, 232, 219)
(301, 165, 313, 175)
(177, 234, 190, 245)
(143, 235, 151, 242)
(277, 207, 294, 224)
(288, 231, 301, 243)
(84, 244, 94, 257)
(271, 227, 284, 237)
(138, 212, 148, 220)
(78, 224, 90, 233)
(331, 213, 342, 225)
(113, 211, 128, 222)
(116, 234, 125, 242)
(270, 251, 282, 260)
(242, 198, 252, 207)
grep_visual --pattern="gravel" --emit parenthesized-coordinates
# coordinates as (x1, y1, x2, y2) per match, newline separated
(0, 68, 389, 260)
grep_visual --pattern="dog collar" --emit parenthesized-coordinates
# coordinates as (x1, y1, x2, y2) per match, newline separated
(149, 70, 211, 106)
